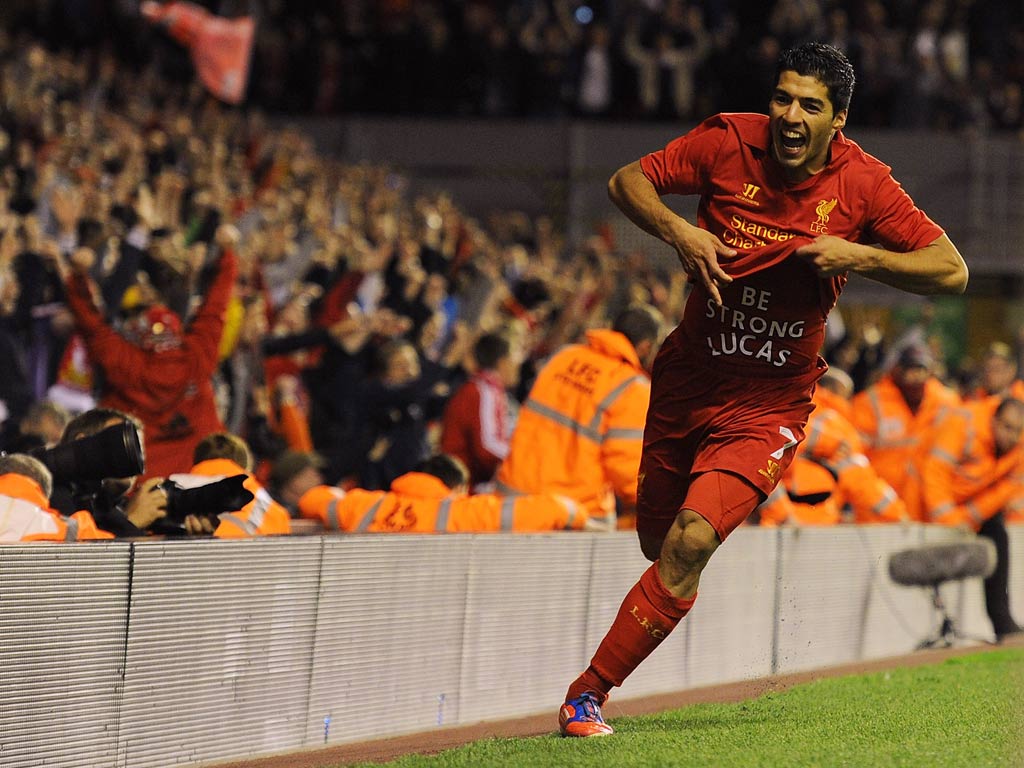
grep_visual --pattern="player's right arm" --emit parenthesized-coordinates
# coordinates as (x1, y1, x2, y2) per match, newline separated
(608, 161, 734, 306)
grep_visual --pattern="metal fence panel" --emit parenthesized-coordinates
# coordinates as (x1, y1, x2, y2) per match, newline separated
(458, 534, 596, 721)
(0, 543, 131, 768)
(305, 535, 473, 745)
(117, 539, 321, 768)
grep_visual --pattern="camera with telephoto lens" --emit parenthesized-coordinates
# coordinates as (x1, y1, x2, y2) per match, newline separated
(158, 475, 254, 524)
(30, 421, 145, 485)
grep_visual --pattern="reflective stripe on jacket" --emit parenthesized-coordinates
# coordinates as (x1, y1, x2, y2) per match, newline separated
(802, 390, 906, 524)
(0, 474, 112, 541)
(495, 329, 649, 523)
(298, 472, 588, 533)
(850, 374, 960, 520)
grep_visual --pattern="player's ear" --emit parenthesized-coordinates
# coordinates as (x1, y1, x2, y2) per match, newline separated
(832, 109, 847, 132)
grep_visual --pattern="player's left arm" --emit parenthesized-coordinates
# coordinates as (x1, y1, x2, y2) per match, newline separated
(796, 233, 967, 295)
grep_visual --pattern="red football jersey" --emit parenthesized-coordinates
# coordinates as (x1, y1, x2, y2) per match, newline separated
(640, 113, 944, 377)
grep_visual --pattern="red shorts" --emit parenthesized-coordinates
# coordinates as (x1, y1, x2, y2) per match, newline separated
(636, 336, 823, 543)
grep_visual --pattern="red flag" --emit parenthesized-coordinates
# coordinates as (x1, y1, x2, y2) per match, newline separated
(141, 1, 255, 105)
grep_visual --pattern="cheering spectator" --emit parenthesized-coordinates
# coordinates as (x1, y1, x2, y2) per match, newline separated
(61, 231, 238, 480)
(440, 330, 522, 491)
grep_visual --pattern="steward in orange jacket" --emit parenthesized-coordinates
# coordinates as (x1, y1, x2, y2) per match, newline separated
(298, 453, 591, 533)
(917, 398, 1024, 530)
(916, 397, 1024, 640)
(0, 461, 112, 542)
(850, 344, 960, 520)
(758, 458, 841, 527)
(495, 305, 663, 528)
(759, 369, 907, 527)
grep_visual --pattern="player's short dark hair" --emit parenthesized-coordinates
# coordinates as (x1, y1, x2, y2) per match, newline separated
(62, 407, 141, 443)
(612, 304, 663, 348)
(414, 454, 470, 490)
(473, 332, 512, 371)
(775, 42, 855, 114)
(193, 432, 254, 472)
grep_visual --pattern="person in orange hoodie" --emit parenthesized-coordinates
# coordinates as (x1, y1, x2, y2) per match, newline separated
(850, 342, 961, 520)
(495, 304, 663, 530)
(180, 432, 291, 538)
(297, 454, 596, 533)
(916, 396, 1024, 641)
(760, 367, 907, 527)
(0, 453, 111, 541)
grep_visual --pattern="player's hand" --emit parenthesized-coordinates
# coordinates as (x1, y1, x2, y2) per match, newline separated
(795, 235, 866, 277)
(667, 221, 734, 305)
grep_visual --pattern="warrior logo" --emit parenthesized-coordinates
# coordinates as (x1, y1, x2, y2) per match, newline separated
(758, 460, 782, 485)
(736, 182, 762, 206)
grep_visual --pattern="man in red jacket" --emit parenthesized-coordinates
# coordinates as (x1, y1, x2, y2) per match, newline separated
(440, 331, 521, 490)
(62, 230, 237, 479)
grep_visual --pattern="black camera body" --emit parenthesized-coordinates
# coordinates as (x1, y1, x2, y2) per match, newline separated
(158, 475, 254, 524)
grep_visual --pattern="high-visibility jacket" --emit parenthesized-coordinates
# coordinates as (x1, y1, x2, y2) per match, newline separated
(182, 458, 292, 538)
(298, 471, 589, 533)
(850, 374, 961, 520)
(916, 399, 1024, 531)
(802, 390, 906, 523)
(760, 387, 906, 526)
(495, 329, 649, 526)
(758, 458, 842, 527)
(0, 474, 112, 542)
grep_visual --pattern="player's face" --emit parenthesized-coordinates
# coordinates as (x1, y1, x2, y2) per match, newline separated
(768, 71, 847, 182)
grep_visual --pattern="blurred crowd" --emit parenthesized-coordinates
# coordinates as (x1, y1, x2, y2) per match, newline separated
(2, 0, 1024, 133)
(0, 33, 685, 495)
(0, 22, 1022, 559)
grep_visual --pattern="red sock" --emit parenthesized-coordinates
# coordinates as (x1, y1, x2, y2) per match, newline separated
(565, 561, 696, 704)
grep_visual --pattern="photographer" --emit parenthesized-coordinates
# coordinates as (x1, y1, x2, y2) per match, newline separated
(48, 408, 251, 537)
(48, 408, 166, 537)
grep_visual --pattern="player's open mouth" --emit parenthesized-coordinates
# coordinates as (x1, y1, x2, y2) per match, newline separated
(779, 130, 806, 155)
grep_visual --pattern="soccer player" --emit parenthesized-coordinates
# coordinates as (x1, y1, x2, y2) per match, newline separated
(558, 42, 969, 737)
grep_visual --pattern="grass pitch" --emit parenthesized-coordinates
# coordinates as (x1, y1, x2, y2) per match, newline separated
(343, 648, 1024, 768)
